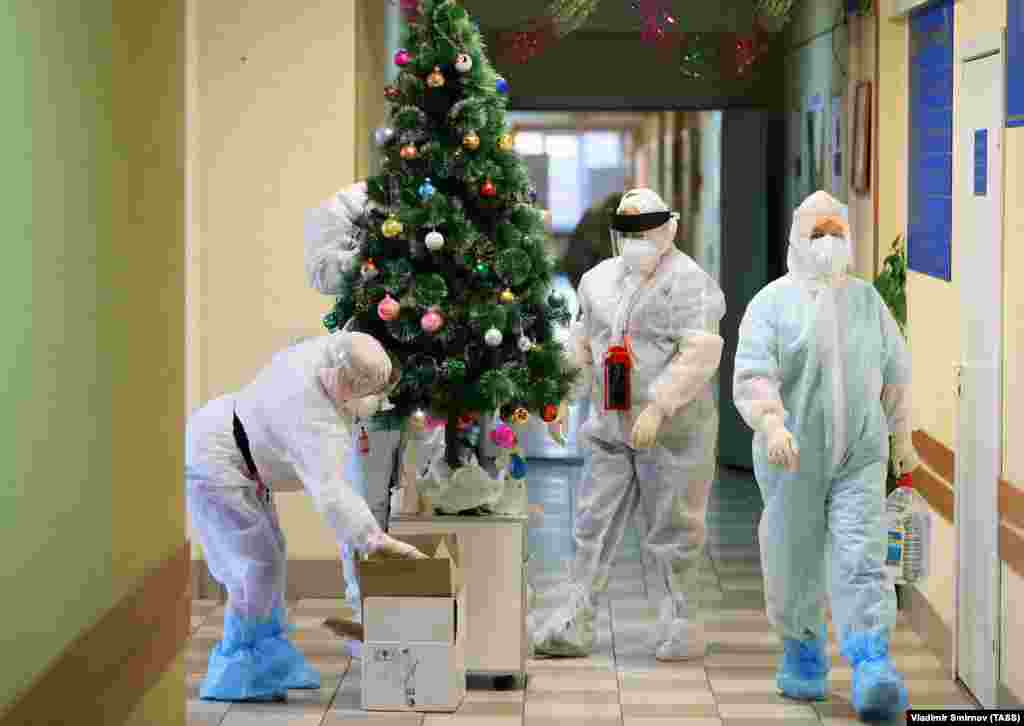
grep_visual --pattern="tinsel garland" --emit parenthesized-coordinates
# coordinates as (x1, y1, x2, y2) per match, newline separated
(494, 0, 791, 77)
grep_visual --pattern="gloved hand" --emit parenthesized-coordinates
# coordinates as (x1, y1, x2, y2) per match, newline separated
(891, 431, 920, 477)
(631, 404, 666, 450)
(546, 400, 569, 446)
(366, 532, 428, 559)
(763, 415, 800, 472)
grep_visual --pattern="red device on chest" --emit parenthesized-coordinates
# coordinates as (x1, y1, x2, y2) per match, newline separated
(604, 345, 632, 411)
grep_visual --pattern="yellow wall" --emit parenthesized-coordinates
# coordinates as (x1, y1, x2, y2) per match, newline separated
(1, 0, 186, 719)
(187, 0, 390, 561)
(878, 0, 1022, 703)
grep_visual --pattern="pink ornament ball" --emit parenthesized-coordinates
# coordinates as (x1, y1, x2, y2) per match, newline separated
(378, 295, 400, 321)
(489, 423, 518, 449)
(421, 310, 444, 333)
(394, 48, 412, 67)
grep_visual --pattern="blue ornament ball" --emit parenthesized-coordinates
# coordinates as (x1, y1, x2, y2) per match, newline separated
(496, 77, 510, 95)
(418, 177, 436, 201)
(510, 453, 527, 479)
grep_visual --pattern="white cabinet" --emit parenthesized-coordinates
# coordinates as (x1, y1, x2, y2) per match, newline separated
(389, 515, 527, 682)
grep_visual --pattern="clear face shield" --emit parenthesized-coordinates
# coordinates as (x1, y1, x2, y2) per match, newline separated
(609, 210, 678, 257)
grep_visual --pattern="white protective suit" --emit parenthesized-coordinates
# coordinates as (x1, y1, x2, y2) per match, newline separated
(304, 181, 445, 616)
(186, 332, 425, 702)
(732, 191, 917, 719)
(533, 189, 726, 661)
(186, 332, 420, 622)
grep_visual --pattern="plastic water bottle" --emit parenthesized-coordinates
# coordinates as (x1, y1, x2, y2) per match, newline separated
(885, 474, 931, 585)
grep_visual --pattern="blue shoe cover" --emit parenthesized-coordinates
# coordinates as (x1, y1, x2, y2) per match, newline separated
(777, 626, 829, 700)
(841, 630, 909, 722)
(269, 607, 321, 690)
(200, 614, 290, 702)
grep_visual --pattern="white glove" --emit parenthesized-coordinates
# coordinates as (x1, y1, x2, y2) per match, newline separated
(631, 404, 666, 450)
(367, 532, 428, 559)
(891, 431, 920, 477)
(546, 400, 569, 446)
(763, 415, 800, 472)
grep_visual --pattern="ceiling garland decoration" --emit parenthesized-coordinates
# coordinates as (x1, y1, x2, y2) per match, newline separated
(487, 0, 795, 78)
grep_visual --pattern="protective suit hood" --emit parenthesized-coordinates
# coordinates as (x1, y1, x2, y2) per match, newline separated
(317, 331, 394, 407)
(787, 190, 854, 285)
(611, 188, 680, 276)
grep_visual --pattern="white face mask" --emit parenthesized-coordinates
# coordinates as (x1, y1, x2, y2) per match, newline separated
(807, 235, 852, 278)
(344, 394, 383, 420)
(620, 238, 661, 272)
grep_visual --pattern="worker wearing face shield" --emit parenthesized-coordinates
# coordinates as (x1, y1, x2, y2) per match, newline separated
(733, 190, 919, 721)
(186, 332, 426, 703)
(535, 188, 726, 661)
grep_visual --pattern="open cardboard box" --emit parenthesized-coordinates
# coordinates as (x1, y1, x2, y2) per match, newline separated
(323, 534, 461, 643)
(358, 534, 461, 600)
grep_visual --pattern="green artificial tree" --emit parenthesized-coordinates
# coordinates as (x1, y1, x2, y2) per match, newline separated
(323, 0, 577, 471)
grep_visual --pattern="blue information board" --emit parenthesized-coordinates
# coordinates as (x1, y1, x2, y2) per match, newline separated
(908, 0, 954, 282)
(974, 130, 988, 196)
(1010, 0, 1024, 127)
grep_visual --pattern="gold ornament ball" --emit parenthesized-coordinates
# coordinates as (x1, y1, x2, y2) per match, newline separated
(381, 217, 403, 238)
(500, 288, 516, 304)
(426, 66, 446, 88)
(462, 132, 480, 151)
(498, 133, 515, 152)
(400, 143, 418, 160)
(512, 407, 530, 425)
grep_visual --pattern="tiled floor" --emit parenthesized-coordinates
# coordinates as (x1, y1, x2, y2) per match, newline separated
(187, 462, 976, 725)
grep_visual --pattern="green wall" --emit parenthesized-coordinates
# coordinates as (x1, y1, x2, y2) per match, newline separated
(781, 0, 849, 235)
(1, 1, 115, 711)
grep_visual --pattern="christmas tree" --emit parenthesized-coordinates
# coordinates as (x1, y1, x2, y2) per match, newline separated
(323, 0, 578, 470)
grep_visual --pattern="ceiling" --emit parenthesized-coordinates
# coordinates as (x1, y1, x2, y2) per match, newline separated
(462, 0, 760, 33)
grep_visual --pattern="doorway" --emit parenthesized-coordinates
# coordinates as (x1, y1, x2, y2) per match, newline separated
(955, 31, 1005, 709)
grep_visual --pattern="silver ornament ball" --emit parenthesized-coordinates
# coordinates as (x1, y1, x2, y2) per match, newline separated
(425, 230, 445, 251)
(455, 53, 473, 73)
(518, 336, 533, 352)
(374, 126, 396, 146)
(484, 327, 503, 347)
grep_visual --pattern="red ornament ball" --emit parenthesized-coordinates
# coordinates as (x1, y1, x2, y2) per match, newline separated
(384, 85, 400, 100)
(480, 179, 497, 197)
(542, 404, 559, 423)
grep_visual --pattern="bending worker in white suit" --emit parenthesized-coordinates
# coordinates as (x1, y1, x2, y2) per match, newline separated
(733, 190, 920, 722)
(533, 188, 726, 661)
(186, 331, 426, 702)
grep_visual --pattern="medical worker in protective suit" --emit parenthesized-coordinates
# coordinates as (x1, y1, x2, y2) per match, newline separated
(733, 190, 920, 721)
(533, 188, 726, 661)
(304, 181, 445, 623)
(186, 331, 427, 702)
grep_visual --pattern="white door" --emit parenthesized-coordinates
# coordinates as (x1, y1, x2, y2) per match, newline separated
(955, 33, 1004, 708)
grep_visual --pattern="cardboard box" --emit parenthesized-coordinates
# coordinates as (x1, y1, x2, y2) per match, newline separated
(357, 534, 466, 712)
(356, 534, 461, 602)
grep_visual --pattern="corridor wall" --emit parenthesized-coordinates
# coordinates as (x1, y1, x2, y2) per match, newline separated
(877, 0, 1024, 706)
(1, 2, 188, 724)
(187, 0, 391, 575)
(781, 0, 878, 280)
